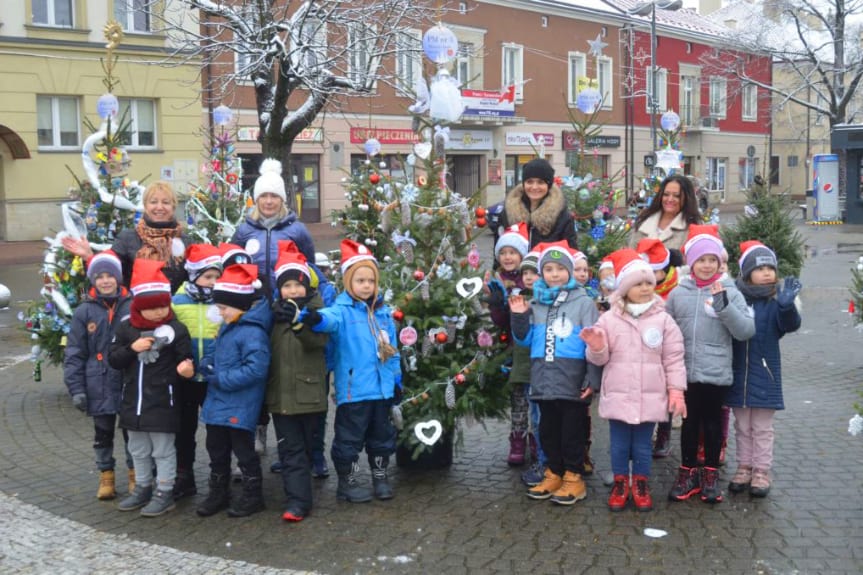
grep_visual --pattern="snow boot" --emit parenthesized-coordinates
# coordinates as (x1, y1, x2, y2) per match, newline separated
(118, 484, 152, 512)
(728, 465, 752, 493)
(227, 475, 265, 517)
(173, 468, 197, 500)
(700, 466, 723, 504)
(140, 487, 175, 517)
(526, 468, 563, 500)
(97, 470, 116, 500)
(631, 475, 653, 512)
(196, 473, 231, 517)
(370, 455, 394, 500)
(336, 461, 373, 503)
(652, 423, 672, 458)
(750, 468, 771, 498)
(507, 432, 526, 466)
(550, 471, 587, 505)
(607, 474, 629, 512)
(668, 466, 701, 501)
(311, 450, 330, 478)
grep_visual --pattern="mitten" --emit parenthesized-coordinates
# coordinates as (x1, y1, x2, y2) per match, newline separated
(483, 280, 506, 309)
(668, 389, 687, 419)
(273, 299, 300, 324)
(776, 277, 802, 307)
(298, 307, 322, 327)
(72, 393, 87, 412)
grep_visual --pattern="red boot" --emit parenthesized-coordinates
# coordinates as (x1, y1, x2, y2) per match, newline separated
(507, 432, 526, 466)
(607, 475, 630, 512)
(631, 475, 653, 512)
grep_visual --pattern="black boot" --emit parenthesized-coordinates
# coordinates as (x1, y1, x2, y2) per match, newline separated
(196, 473, 230, 517)
(370, 455, 394, 500)
(173, 469, 198, 500)
(227, 475, 265, 517)
(336, 461, 373, 503)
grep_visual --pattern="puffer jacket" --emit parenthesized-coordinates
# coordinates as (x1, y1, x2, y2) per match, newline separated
(112, 225, 192, 293)
(171, 283, 220, 382)
(727, 295, 801, 410)
(311, 292, 400, 406)
(201, 298, 273, 433)
(267, 293, 329, 415)
(587, 295, 687, 425)
(109, 317, 193, 433)
(511, 288, 602, 402)
(666, 276, 755, 386)
(63, 288, 132, 416)
(497, 184, 577, 250)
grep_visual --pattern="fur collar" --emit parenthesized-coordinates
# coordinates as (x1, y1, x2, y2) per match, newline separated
(504, 184, 566, 236)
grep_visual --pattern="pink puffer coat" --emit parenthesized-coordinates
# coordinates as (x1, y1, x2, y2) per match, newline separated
(587, 296, 687, 425)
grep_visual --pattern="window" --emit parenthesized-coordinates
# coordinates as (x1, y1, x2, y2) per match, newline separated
(738, 157, 756, 189)
(707, 157, 727, 199)
(115, 0, 151, 33)
(349, 23, 378, 90)
(502, 44, 523, 101)
(597, 56, 613, 110)
(709, 77, 727, 118)
(455, 42, 472, 87)
(395, 30, 422, 94)
(32, 0, 73, 27)
(458, 2, 467, 14)
(788, 155, 799, 167)
(118, 98, 156, 148)
(646, 67, 668, 113)
(742, 83, 757, 121)
(541, 16, 548, 28)
(567, 52, 586, 106)
(770, 155, 779, 185)
(291, 17, 328, 73)
(37, 95, 79, 148)
(234, 6, 256, 80)
(680, 75, 696, 125)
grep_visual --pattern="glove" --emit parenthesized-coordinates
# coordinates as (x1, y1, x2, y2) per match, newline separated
(483, 280, 506, 309)
(298, 307, 322, 327)
(137, 349, 160, 364)
(776, 277, 802, 307)
(668, 389, 687, 419)
(273, 299, 300, 324)
(72, 393, 87, 412)
(711, 289, 729, 312)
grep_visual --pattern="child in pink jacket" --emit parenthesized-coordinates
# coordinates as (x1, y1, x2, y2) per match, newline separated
(581, 248, 687, 512)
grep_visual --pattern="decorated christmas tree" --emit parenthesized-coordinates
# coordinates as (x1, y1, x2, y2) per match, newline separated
(721, 175, 805, 278)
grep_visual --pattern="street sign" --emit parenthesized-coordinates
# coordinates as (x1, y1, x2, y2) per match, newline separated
(644, 154, 655, 167)
(747, 145, 756, 158)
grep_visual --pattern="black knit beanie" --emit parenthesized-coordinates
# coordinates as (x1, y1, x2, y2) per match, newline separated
(521, 158, 555, 188)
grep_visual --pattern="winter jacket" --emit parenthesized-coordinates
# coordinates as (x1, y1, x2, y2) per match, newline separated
(112, 226, 192, 294)
(201, 298, 273, 433)
(63, 289, 132, 416)
(727, 295, 801, 410)
(497, 184, 577, 250)
(665, 276, 756, 386)
(266, 293, 329, 415)
(231, 212, 315, 299)
(171, 283, 220, 382)
(587, 296, 687, 425)
(311, 292, 400, 406)
(629, 211, 690, 251)
(109, 317, 193, 433)
(511, 288, 602, 402)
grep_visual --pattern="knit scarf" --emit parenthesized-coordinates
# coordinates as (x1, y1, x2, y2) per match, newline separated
(655, 266, 679, 300)
(533, 278, 579, 305)
(625, 299, 656, 318)
(735, 278, 777, 303)
(184, 282, 214, 303)
(692, 271, 722, 289)
(357, 296, 396, 362)
(135, 216, 183, 264)
(130, 301, 175, 330)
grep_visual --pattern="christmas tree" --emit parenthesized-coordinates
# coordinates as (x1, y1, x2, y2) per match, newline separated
(721, 175, 805, 278)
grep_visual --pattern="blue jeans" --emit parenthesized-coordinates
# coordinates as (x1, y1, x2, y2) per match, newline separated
(608, 420, 654, 477)
(528, 396, 546, 466)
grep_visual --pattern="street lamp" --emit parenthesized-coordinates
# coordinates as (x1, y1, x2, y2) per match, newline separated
(629, 0, 683, 164)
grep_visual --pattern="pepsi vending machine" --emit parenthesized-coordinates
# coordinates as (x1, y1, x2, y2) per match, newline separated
(812, 154, 840, 221)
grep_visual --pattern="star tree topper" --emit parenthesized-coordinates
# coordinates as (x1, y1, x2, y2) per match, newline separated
(588, 34, 608, 58)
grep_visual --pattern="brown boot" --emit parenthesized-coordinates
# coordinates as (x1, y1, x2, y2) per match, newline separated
(549, 471, 587, 505)
(127, 469, 136, 494)
(526, 468, 562, 500)
(97, 470, 116, 500)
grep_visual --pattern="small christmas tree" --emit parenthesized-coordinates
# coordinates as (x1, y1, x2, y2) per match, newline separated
(721, 175, 805, 278)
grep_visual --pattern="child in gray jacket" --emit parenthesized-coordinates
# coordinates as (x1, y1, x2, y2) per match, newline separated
(665, 225, 755, 505)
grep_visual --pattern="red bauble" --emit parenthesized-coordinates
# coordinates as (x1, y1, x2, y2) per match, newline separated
(475, 206, 486, 218)
(476, 217, 487, 228)
(393, 309, 404, 322)
(500, 332, 510, 343)
(435, 332, 448, 344)
(455, 373, 466, 385)
(369, 173, 380, 184)
(413, 269, 425, 281)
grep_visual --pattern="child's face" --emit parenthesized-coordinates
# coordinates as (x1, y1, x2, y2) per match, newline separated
(749, 266, 777, 285)
(140, 306, 170, 322)
(626, 280, 655, 304)
(653, 269, 667, 284)
(93, 272, 118, 296)
(195, 269, 221, 289)
(216, 304, 243, 323)
(497, 247, 523, 272)
(598, 268, 615, 295)
(521, 268, 539, 288)
(692, 255, 720, 280)
(719, 259, 729, 274)
(542, 262, 570, 287)
(280, 279, 307, 300)
(573, 259, 589, 285)
(350, 266, 377, 300)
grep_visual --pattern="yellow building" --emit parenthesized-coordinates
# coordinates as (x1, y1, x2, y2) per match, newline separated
(0, 1, 202, 240)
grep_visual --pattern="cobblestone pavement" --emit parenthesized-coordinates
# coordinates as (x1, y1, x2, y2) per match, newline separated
(0, 220, 861, 574)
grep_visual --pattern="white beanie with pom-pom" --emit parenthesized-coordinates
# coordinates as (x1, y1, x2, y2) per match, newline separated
(253, 158, 286, 202)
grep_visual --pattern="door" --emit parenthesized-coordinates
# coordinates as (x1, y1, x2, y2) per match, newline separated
(449, 155, 481, 196)
(291, 154, 321, 223)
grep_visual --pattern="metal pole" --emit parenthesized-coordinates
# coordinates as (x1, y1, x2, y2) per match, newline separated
(650, 4, 656, 161)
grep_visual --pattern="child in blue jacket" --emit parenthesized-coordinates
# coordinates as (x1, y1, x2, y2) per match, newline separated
(727, 241, 801, 498)
(303, 239, 401, 503)
(197, 264, 272, 518)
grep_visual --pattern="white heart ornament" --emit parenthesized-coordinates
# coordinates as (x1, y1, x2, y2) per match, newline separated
(414, 419, 443, 446)
(456, 277, 482, 299)
(413, 142, 432, 160)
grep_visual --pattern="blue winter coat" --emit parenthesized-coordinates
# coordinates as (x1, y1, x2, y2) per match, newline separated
(727, 295, 801, 410)
(311, 292, 400, 406)
(201, 298, 273, 432)
(63, 289, 131, 416)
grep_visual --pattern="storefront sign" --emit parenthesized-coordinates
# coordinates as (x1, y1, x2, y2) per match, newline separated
(237, 127, 323, 143)
(487, 159, 502, 185)
(446, 129, 493, 151)
(505, 132, 554, 147)
(562, 131, 621, 150)
(462, 89, 515, 117)
(349, 127, 420, 145)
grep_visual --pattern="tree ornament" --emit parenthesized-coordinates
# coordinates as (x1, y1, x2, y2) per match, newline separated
(369, 173, 381, 185)
(414, 420, 443, 446)
(390, 404, 404, 430)
(421, 281, 430, 301)
(475, 206, 486, 218)
(393, 309, 404, 322)
(399, 325, 418, 346)
(455, 373, 466, 385)
(445, 382, 457, 409)
(499, 332, 509, 343)
(477, 330, 494, 348)
(413, 269, 425, 281)
(435, 331, 448, 344)
(364, 138, 382, 157)
(468, 244, 481, 269)
(476, 217, 487, 228)
(421, 334, 433, 358)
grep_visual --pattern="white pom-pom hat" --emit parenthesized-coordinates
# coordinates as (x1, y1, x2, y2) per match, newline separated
(254, 158, 287, 202)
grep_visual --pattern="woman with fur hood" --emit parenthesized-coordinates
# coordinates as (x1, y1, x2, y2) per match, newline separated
(496, 158, 577, 250)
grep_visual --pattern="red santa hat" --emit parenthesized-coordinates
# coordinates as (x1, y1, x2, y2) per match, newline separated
(86, 249, 123, 285)
(184, 244, 222, 282)
(130, 259, 172, 309)
(340, 238, 377, 276)
(598, 256, 614, 273)
(608, 248, 656, 295)
(213, 264, 262, 311)
(636, 238, 671, 271)
(682, 224, 724, 267)
(494, 222, 530, 258)
(217, 242, 252, 268)
(738, 240, 778, 280)
(274, 240, 316, 291)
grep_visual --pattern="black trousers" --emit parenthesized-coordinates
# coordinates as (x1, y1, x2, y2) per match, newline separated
(205, 424, 261, 478)
(681, 381, 726, 468)
(331, 399, 395, 471)
(538, 400, 587, 476)
(272, 412, 321, 514)
(175, 379, 206, 473)
(93, 414, 132, 471)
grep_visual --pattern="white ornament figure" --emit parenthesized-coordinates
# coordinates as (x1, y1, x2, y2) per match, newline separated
(429, 69, 464, 123)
